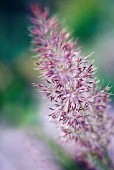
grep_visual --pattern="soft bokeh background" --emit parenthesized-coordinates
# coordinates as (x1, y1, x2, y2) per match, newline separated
(0, 0, 114, 170)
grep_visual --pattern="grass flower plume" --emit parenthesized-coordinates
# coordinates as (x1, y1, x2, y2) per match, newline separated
(30, 5, 114, 157)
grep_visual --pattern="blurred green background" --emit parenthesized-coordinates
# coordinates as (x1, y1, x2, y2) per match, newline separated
(0, 0, 114, 169)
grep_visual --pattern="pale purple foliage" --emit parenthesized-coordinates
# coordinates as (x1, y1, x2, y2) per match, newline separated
(30, 5, 114, 154)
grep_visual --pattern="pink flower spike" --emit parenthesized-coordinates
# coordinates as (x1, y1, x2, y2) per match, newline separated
(30, 5, 114, 155)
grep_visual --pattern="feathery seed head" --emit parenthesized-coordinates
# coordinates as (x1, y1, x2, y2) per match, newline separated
(30, 5, 114, 154)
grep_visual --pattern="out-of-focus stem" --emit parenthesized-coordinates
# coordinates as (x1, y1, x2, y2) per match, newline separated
(88, 150, 113, 170)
